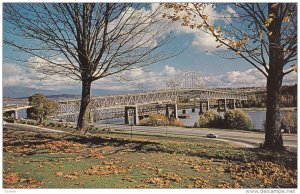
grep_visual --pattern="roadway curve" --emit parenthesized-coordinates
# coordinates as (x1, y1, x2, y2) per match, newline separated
(3, 123, 69, 134)
(3, 122, 297, 149)
(94, 123, 297, 148)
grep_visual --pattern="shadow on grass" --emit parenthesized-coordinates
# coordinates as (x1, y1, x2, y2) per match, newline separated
(4, 128, 297, 170)
(62, 133, 297, 169)
(63, 134, 166, 155)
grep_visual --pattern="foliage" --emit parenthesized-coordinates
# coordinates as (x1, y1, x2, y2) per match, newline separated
(281, 111, 297, 133)
(140, 113, 184, 127)
(224, 110, 253, 130)
(147, 114, 169, 126)
(198, 110, 223, 128)
(27, 93, 58, 124)
(3, 118, 15, 123)
(170, 118, 184, 127)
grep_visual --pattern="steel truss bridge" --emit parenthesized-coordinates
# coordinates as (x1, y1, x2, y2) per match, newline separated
(57, 72, 248, 122)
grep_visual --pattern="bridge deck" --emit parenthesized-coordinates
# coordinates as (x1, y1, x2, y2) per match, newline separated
(57, 88, 247, 116)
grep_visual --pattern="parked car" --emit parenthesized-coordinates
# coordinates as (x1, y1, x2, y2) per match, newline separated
(207, 133, 219, 138)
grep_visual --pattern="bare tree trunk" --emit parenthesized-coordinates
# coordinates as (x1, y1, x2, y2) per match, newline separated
(264, 3, 284, 151)
(264, 71, 284, 151)
(77, 79, 92, 133)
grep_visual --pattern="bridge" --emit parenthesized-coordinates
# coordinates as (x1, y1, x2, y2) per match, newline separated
(3, 104, 32, 119)
(56, 72, 248, 125)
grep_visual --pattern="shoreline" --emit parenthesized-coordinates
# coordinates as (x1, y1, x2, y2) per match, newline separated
(237, 107, 297, 111)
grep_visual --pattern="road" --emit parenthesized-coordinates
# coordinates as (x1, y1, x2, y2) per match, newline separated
(3, 122, 297, 149)
(93, 123, 297, 148)
(3, 122, 69, 134)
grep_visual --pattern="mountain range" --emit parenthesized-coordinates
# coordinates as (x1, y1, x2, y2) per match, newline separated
(3, 85, 142, 99)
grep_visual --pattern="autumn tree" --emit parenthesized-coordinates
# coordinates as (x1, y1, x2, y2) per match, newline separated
(164, 3, 297, 151)
(4, 3, 175, 133)
(27, 93, 59, 124)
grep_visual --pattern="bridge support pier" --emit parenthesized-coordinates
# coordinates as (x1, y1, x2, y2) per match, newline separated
(89, 111, 94, 123)
(217, 99, 227, 112)
(199, 100, 210, 115)
(124, 106, 139, 125)
(166, 103, 178, 119)
(240, 99, 247, 107)
(232, 99, 236, 109)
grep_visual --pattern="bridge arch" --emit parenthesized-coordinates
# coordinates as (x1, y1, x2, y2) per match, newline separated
(166, 72, 207, 89)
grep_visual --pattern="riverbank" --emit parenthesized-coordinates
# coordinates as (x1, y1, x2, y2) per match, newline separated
(237, 107, 297, 111)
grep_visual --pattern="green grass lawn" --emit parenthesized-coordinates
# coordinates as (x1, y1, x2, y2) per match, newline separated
(3, 127, 297, 188)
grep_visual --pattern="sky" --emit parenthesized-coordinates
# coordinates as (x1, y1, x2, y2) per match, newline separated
(2, 2, 298, 96)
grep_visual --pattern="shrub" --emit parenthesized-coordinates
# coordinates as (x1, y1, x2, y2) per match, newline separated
(4, 118, 15, 123)
(27, 93, 58, 124)
(48, 122, 56, 127)
(27, 120, 36, 125)
(57, 123, 64, 127)
(281, 111, 297, 133)
(170, 119, 184, 127)
(41, 121, 49, 126)
(224, 109, 253, 130)
(20, 119, 27, 124)
(148, 113, 169, 126)
(139, 119, 150, 126)
(198, 110, 223, 128)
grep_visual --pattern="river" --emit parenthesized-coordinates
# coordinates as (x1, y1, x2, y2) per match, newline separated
(98, 108, 297, 130)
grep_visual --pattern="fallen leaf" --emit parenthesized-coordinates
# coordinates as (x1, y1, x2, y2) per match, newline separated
(55, 172, 64, 177)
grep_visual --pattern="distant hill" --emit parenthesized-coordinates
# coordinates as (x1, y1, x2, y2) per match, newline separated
(3, 85, 143, 99)
(45, 94, 80, 100)
(3, 86, 62, 98)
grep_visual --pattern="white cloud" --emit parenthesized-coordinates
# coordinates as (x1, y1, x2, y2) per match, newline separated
(3, 62, 78, 90)
(204, 68, 297, 88)
(159, 3, 225, 53)
(3, 62, 297, 92)
(162, 65, 178, 75)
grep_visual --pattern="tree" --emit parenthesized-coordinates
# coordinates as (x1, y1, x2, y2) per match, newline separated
(27, 93, 59, 124)
(4, 3, 175, 133)
(164, 3, 297, 151)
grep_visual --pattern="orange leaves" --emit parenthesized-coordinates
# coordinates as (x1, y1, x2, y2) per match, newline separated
(201, 15, 208, 20)
(189, 176, 211, 188)
(192, 164, 201, 172)
(4, 172, 19, 185)
(265, 17, 273, 27)
(145, 177, 171, 187)
(160, 172, 182, 183)
(143, 168, 182, 187)
(267, 31, 273, 37)
(283, 16, 289, 23)
(102, 161, 114, 165)
(55, 172, 64, 177)
(290, 178, 297, 186)
(33, 140, 84, 151)
(122, 176, 137, 183)
(63, 174, 79, 180)
(85, 163, 129, 176)
(55, 171, 81, 180)
(3, 172, 44, 188)
(228, 161, 297, 187)
(88, 149, 105, 159)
